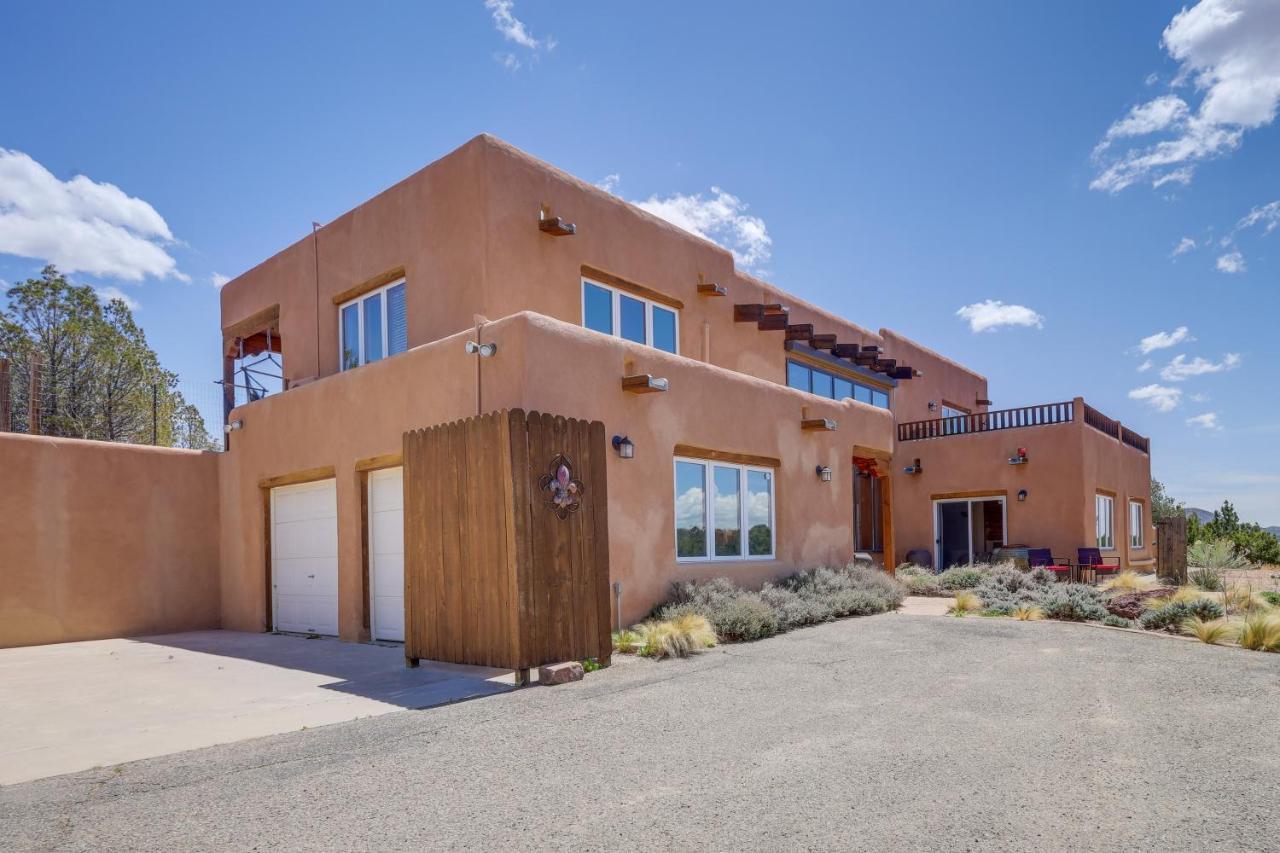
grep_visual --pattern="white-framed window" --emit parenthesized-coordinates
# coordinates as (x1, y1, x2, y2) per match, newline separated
(674, 457, 774, 561)
(340, 279, 407, 371)
(1096, 493, 1115, 550)
(581, 278, 678, 354)
(1129, 500, 1144, 549)
(940, 404, 969, 435)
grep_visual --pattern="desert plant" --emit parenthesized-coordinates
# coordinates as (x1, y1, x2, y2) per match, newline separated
(1171, 586, 1212, 604)
(1139, 598, 1225, 632)
(672, 613, 717, 649)
(1236, 612, 1280, 652)
(612, 629, 641, 654)
(1222, 584, 1274, 615)
(1035, 584, 1109, 622)
(1189, 567, 1225, 592)
(1181, 617, 1237, 645)
(659, 578, 781, 642)
(1261, 591, 1280, 607)
(1101, 614, 1134, 628)
(1187, 538, 1252, 571)
(935, 567, 986, 591)
(633, 620, 692, 659)
(1012, 604, 1044, 621)
(1101, 571, 1158, 595)
(950, 590, 982, 615)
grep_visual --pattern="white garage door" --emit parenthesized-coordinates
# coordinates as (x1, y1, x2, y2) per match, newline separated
(368, 467, 405, 642)
(271, 479, 339, 636)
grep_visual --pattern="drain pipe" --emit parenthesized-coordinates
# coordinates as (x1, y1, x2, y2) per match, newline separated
(613, 581, 624, 633)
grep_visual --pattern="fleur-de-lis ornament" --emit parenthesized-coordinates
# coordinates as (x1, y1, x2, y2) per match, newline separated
(538, 454, 584, 519)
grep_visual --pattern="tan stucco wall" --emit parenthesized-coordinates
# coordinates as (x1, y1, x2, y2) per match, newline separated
(0, 434, 222, 648)
(890, 405, 1153, 569)
(219, 311, 893, 635)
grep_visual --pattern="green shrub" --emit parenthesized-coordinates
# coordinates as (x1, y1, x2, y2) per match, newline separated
(1139, 598, 1225, 633)
(935, 567, 985, 591)
(1261, 591, 1280, 607)
(1101, 614, 1134, 628)
(1189, 567, 1225, 591)
(1187, 538, 1252, 571)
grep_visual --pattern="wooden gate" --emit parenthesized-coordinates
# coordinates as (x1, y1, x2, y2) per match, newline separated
(402, 409, 611, 670)
(1155, 514, 1188, 585)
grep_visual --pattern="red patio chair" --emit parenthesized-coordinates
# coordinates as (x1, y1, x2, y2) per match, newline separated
(1028, 548, 1073, 581)
(1076, 548, 1121, 583)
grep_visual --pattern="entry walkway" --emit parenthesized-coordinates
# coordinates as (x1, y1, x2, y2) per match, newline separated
(0, 630, 514, 784)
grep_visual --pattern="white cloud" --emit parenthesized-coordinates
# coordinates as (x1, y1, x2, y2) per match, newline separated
(94, 285, 140, 311)
(954, 300, 1044, 334)
(210, 272, 231, 289)
(1160, 352, 1242, 381)
(1129, 383, 1183, 412)
(1137, 359, 1154, 373)
(596, 173, 621, 195)
(1091, 0, 1280, 192)
(1216, 250, 1246, 273)
(0, 149, 183, 281)
(1145, 72, 1160, 87)
(1186, 412, 1222, 431)
(484, 0, 553, 70)
(1137, 325, 1194, 354)
(1237, 199, 1280, 234)
(634, 186, 772, 270)
(1190, 392, 1211, 402)
(1171, 236, 1197, 256)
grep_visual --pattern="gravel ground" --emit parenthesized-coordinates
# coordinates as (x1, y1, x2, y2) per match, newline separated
(3, 613, 1280, 852)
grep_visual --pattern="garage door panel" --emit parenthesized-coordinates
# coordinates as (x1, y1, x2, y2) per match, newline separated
(369, 468, 405, 642)
(272, 479, 338, 637)
(273, 517, 339, 560)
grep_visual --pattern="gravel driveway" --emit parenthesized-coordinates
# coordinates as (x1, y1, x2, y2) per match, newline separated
(4, 613, 1279, 851)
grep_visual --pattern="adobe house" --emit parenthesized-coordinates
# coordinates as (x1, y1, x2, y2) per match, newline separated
(0, 134, 1152, 652)
(215, 134, 1152, 641)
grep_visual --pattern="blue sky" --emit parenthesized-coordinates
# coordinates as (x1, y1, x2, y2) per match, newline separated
(1, 1, 1277, 522)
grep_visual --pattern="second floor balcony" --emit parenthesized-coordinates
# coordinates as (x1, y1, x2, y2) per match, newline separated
(897, 399, 1149, 455)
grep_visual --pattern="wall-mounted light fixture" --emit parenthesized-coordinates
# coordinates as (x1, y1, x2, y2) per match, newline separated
(1017, 489, 1028, 502)
(928, 401, 938, 412)
(1008, 446, 1029, 465)
(464, 341, 498, 357)
(903, 458, 923, 474)
(815, 465, 833, 483)
(224, 419, 244, 434)
(611, 435, 635, 459)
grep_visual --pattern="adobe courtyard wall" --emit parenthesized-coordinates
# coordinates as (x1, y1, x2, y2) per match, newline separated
(0, 434, 221, 648)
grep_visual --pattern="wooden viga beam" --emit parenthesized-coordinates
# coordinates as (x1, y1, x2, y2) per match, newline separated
(785, 323, 814, 342)
(809, 334, 837, 350)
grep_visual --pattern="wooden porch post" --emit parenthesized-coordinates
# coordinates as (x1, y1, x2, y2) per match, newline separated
(222, 352, 236, 451)
(879, 472, 895, 573)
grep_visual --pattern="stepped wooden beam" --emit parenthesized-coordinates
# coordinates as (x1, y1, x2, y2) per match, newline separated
(734, 303, 764, 322)
(870, 358, 897, 374)
(785, 323, 815, 342)
(621, 374, 669, 394)
(762, 303, 787, 316)
(976, 397, 993, 406)
(696, 273, 726, 296)
(831, 344, 861, 359)
(539, 216, 576, 236)
(810, 334, 837, 350)
(757, 311, 789, 331)
(801, 417, 837, 431)
(890, 366, 917, 380)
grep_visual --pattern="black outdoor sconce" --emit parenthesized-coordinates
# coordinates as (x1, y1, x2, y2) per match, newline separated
(815, 465, 833, 483)
(1018, 489, 1028, 502)
(612, 435, 635, 459)
(1008, 446, 1029, 465)
(903, 458, 922, 474)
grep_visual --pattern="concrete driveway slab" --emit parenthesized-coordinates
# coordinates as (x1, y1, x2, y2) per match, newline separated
(0, 630, 512, 785)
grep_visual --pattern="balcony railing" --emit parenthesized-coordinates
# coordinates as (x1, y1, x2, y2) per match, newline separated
(898, 399, 1149, 455)
(898, 401, 1074, 442)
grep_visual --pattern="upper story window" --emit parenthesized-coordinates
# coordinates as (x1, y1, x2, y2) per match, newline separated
(581, 278, 678, 354)
(340, 280, 407, 371)
(786, 359, 890, 409)
(940, 403, 969, 435)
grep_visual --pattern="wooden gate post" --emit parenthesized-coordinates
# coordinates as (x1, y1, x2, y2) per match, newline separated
(1155, 515, 1188, 585)
(27, 352, 41, 436)
(0, 358, 10, 432)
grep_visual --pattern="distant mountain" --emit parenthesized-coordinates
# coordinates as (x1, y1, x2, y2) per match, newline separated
(1268, 526, 1280, 539)
(1185, 507, 1214, 524)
